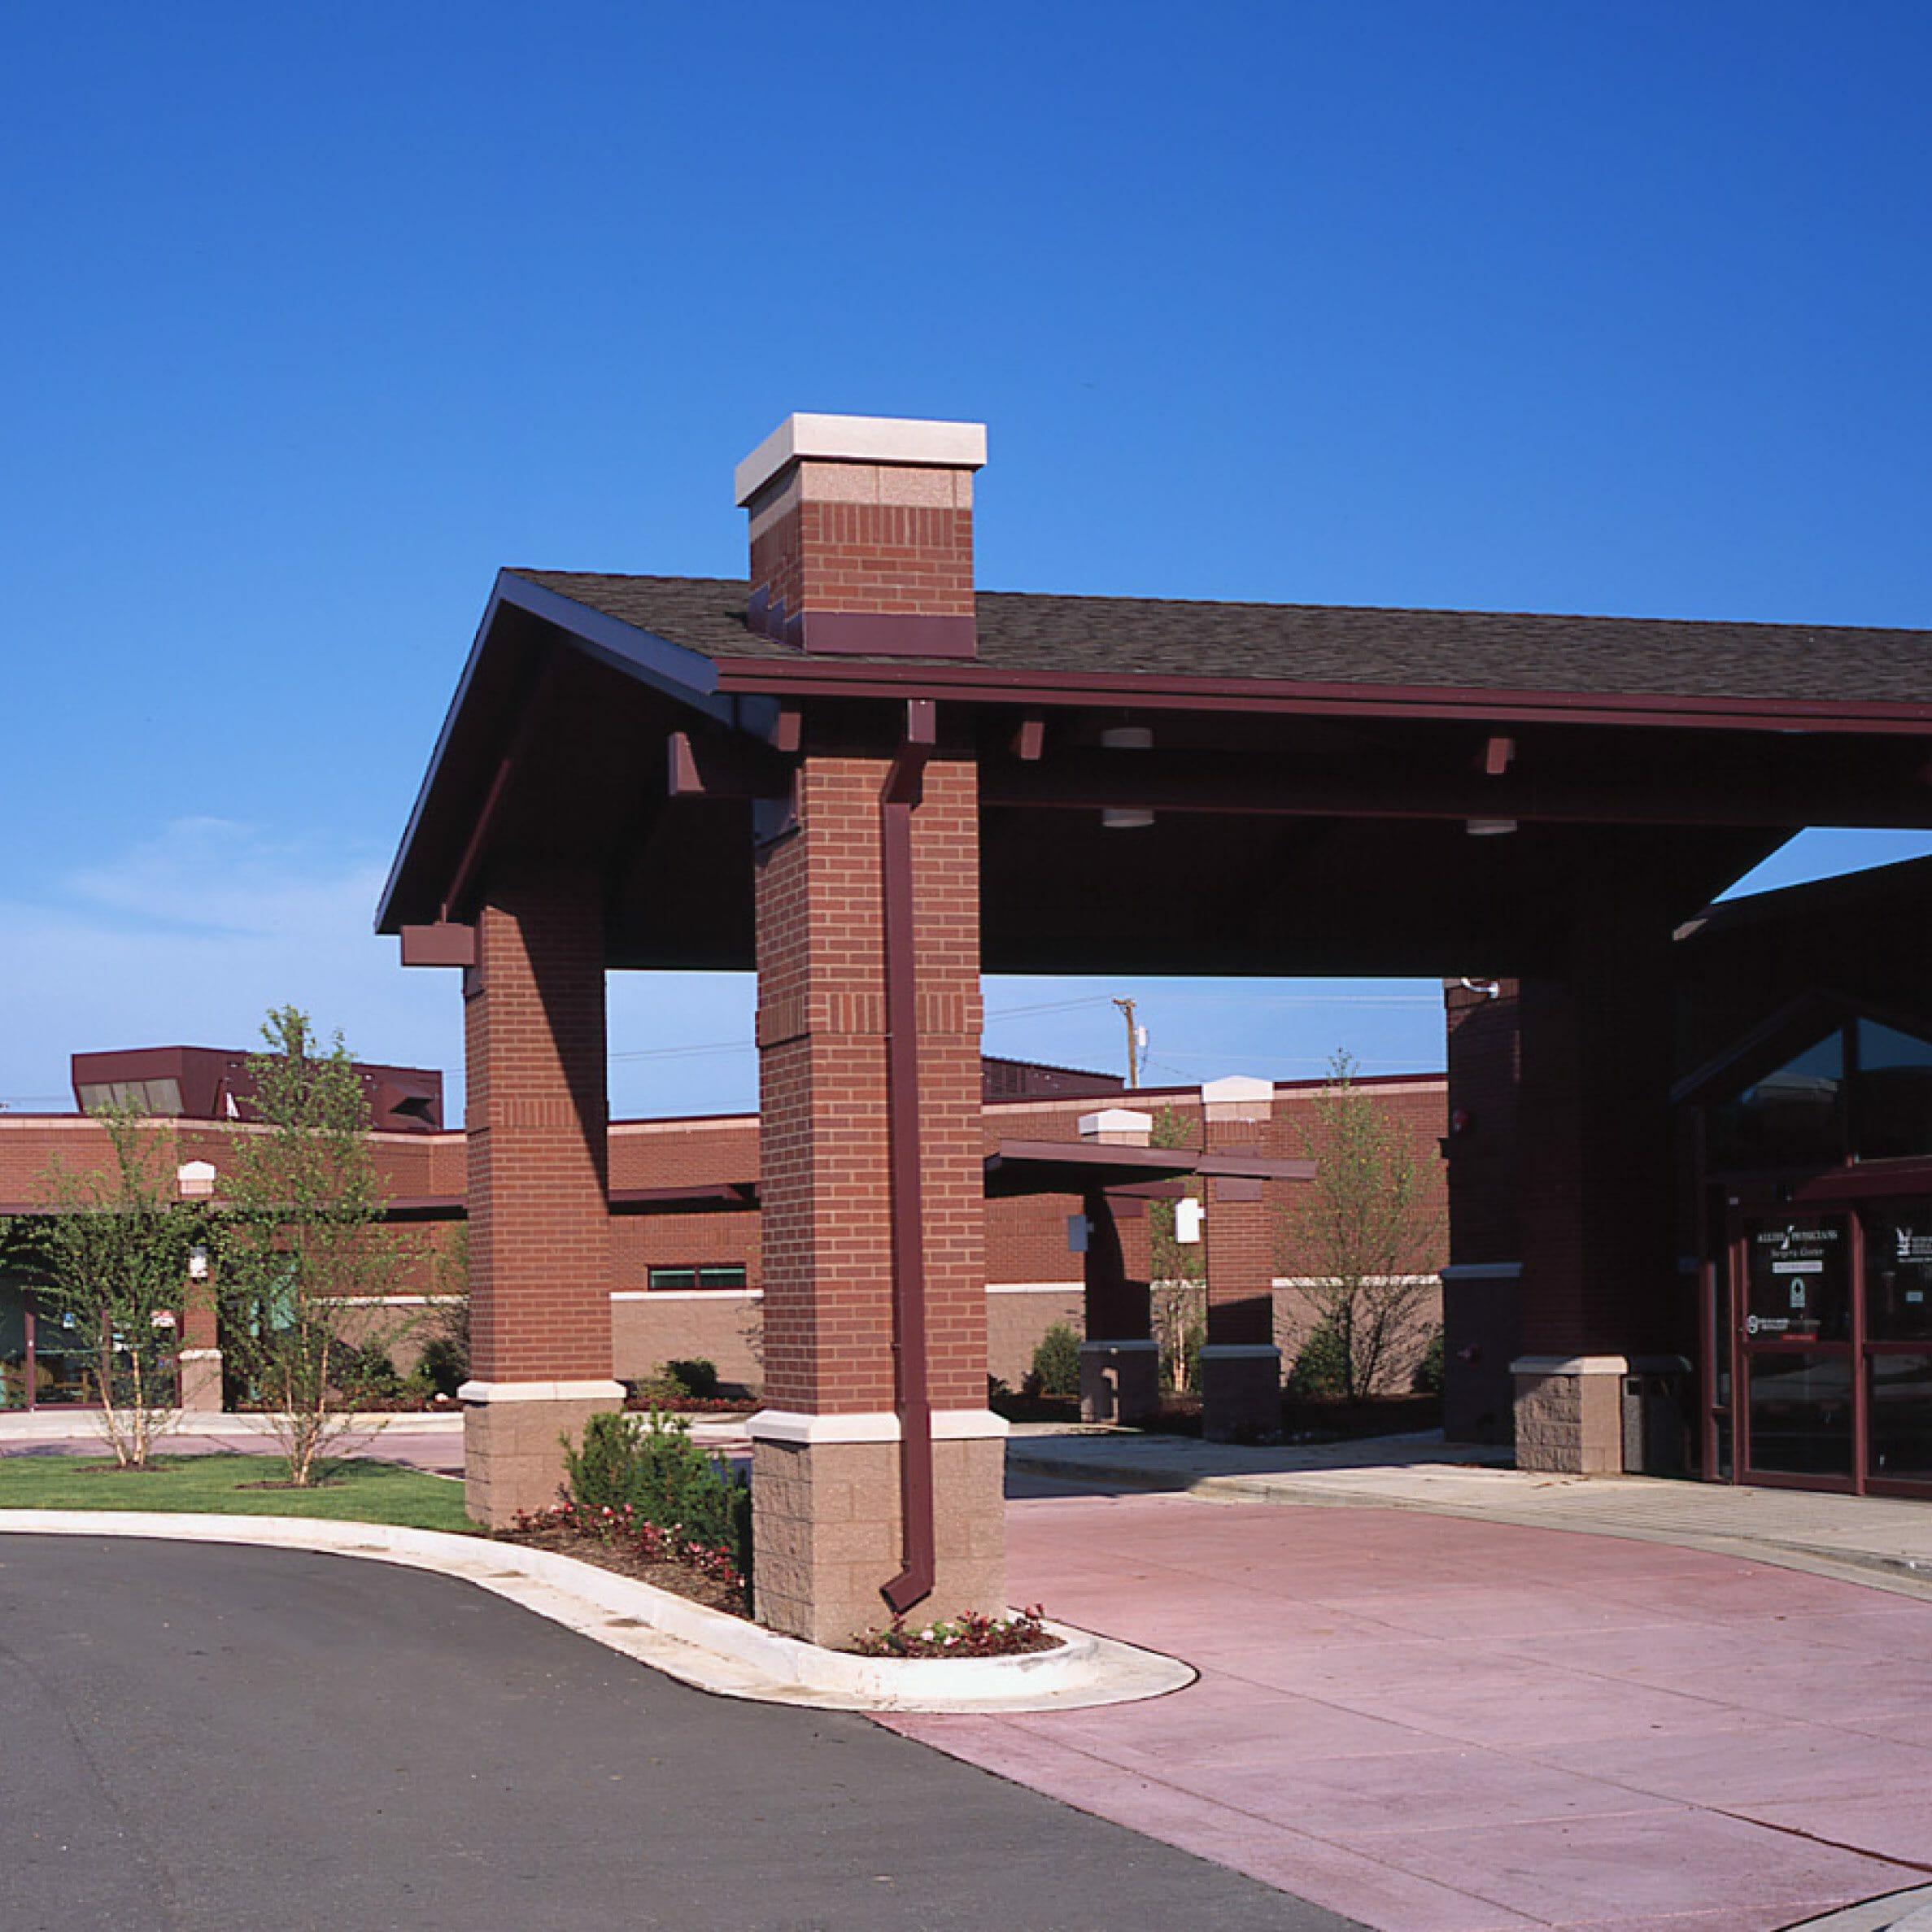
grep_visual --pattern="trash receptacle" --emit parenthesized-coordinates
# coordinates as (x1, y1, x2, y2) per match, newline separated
(1622, 1355, 1692, 1476)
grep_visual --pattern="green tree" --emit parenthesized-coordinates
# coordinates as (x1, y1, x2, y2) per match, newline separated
(1146, 1106, 1206, 1393)
(2, 1103, 203, 1468)
(1280, 1051, 1445, 1402)
(214, 1007, 412, 1485)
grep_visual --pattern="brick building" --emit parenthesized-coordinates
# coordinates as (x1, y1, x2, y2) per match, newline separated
(2, 1046, 1448, 1420)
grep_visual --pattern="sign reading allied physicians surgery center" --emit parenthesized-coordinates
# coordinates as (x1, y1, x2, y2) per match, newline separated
(1746, 1218, 1847, 1341)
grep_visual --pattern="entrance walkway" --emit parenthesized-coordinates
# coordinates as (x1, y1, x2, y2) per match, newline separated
(874, 1432, 1932, 1932)
(1002, 1427, 1932, 1595)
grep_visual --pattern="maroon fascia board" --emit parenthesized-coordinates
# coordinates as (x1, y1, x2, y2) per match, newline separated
(704, 655, 1932, 736)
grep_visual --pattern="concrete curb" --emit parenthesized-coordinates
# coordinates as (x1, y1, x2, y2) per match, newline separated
(1777, 1885, 1932, 1931)
(0, 1511, 1196, 1715)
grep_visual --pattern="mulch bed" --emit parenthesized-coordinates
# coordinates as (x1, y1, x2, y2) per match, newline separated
(493, 1520, 751, 1620)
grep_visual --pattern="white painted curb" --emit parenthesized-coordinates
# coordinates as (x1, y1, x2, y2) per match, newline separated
(0, 1511, 1195, 1714)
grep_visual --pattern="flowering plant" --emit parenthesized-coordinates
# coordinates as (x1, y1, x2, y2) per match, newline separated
(848, 1604, 1057, 1658)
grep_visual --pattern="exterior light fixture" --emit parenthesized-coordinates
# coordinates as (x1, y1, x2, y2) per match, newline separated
(1465, 818, 1517, 837)
(1099, 725, 1154, 829)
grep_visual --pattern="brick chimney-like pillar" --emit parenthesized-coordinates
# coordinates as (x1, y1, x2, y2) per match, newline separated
(735, 413, 985, 659)
(459, 863, 622, 1525)
(1199, 1075, 1283, 1441)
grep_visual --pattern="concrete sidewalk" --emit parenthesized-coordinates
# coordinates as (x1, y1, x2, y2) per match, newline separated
(871, 1428, 1932, 1932)
(1005, 1425, 1932, 1599)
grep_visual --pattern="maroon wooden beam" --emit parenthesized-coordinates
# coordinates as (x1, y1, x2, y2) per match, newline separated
(399, 922, 477, 969)
(978, 749, 1932, 829)
(666, 729, 797, 801)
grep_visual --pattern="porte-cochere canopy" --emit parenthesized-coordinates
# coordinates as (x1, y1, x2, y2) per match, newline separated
(380, 413, 1932, 1636)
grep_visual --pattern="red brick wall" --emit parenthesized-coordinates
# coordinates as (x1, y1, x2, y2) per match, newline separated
(754, 752, 986, 1414)
(464, 866, 613, 1383)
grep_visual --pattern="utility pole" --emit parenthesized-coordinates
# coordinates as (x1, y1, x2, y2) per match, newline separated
(1113, 997, 1140, 1088)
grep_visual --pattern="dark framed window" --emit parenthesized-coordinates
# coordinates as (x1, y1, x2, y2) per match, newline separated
(1709, 1018, 1932, 1173)
(647, 1265, 749, 1293)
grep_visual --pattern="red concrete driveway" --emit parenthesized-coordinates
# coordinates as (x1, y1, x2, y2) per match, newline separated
(885, 1492, 1932, 1932)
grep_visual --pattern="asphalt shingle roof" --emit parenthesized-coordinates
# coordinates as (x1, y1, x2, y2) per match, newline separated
(509, 571, 1931, 706)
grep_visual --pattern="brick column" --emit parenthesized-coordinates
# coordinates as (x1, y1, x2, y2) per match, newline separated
(1076, 1191, 1159, 1424)
(749, 752, 1005, 1646)
(1511, 884, 1675, 1473)
(176, 1268, 223, 1411)
(174, 1158, 222, 1411)
(459, 864, 622, 1525)
(1200, 1075, 1282, 1441)
(1075, 1110, 1158, 1424)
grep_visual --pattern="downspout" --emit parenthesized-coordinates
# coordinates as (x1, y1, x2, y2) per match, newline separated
(880, 698, 937, 1615)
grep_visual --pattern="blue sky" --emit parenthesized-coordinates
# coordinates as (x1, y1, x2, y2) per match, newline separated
(2, 1, 1928, 1117)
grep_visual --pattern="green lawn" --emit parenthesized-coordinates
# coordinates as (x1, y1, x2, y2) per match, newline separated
(0, 1452, 478, 1533)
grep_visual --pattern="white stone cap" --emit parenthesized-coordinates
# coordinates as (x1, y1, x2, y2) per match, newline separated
(1078, 1107, 1154, 1141)
(1509, 1355, 1629, 1377)
(748, 1406, 1008, 1445)
(1202, 1073, 1274, 1121)
(1197, 1343, 1283, 1360)
(457, 1379, 628, 1403)
(735, 412, 988, 504)
(177, 1159, 218, 1197)
(1201, 1075, 1274, 1106)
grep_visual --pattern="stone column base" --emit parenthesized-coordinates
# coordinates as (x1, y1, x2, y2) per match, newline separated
(1200, 1343, 1282, 1442)
(748, 1409, 1008, 1649)
(1079, 1339, 1161, 1426)
(459, 1380, 626, 1528)
(177, 1347, 224, 1413)
(1511, 1355, 1628, 1474)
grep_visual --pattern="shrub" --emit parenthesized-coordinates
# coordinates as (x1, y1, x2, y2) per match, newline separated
(1288, 1315, 1351, 1401)
(1412, 1324, 1446, 1395)
(633, 1356, 725, 1406)
(563, 1409, 750, 1576)
(1030, 1323, 1082, 1398)
(416, 1333, 467, 1400)
(662, 1357, 719, 1399)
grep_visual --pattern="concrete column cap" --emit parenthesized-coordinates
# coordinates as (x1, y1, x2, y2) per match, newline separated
(1509, 1355, 1629, 1376)
(748, 1406, 1010, 1446)
(457, 1380, 628, 1403)
(1078, 1338, 1160, 1354)
(735, 412, 988, 504)
(1197, 1343, 1283, 1362)
(1078, 1107, 1154, 1142)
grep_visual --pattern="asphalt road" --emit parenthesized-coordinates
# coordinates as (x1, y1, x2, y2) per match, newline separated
(0, 1537, 1359, 1932)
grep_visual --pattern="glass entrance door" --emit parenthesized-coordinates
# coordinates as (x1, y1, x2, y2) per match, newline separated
(1862, 1201, 1932, 1494)
(1736, 1211, 1855, 1487)
(1729, 1201, 1932, 1496)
